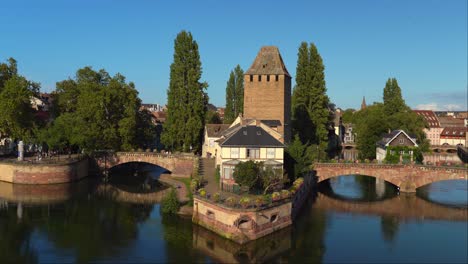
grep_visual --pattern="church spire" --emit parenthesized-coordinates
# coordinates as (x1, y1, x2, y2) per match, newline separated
(361, 96, 367, 110)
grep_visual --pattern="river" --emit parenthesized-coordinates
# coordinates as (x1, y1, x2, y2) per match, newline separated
(0, 166, 466, 263)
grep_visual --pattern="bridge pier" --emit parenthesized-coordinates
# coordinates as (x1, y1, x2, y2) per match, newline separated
(398, 180, 416, 193)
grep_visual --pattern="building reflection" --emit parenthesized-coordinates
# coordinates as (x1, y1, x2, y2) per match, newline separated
(192, 224, 292, 263)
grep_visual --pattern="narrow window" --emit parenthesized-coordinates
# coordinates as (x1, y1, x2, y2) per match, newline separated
(275, 75, 279, 81)
(207, 210, 215, 220)
(250, 75, 253, 82)
(258, 75, 262, 82)
(267, 75, 270, 82)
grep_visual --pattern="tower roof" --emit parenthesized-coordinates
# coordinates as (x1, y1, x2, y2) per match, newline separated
(361, 96, 367, 110)
(245, 46, 290, 77)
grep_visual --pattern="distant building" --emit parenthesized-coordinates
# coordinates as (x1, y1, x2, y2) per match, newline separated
(141, 103, 164, 113)
(361, 96, 367, 110)
(438, 116, 465, 128)
(202, 124, 231, 158)
(376, 130, 418, 163)
(414, 110, 443, 145)
(440, 127, 467, 147)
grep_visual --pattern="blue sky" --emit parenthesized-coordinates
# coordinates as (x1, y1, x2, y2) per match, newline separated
(1, 0, 466, 111)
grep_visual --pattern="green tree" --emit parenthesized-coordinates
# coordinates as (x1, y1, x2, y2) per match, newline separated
(233, 160, 259, 191)
(285, 135, 316, 181)
(0, 76, 36, 140)
(205, 110, 222, 124)
(162, 31, 208, 152)
(161, 188, 180, 214)
(224, 65, 244, 123)
(383, 78, 408, 115)
(292, 42, 330, 147)
(0, 58, 18, 92)
(49, 67, 154, 152)
(258, 163, 284, 194)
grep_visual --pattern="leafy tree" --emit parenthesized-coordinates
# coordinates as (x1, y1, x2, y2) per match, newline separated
(0, 76, 37, 141)
(258, 163, 284, 194)
(162, 31, 208, 152)
(161, 188, 180, 214)
(48, 67, 154, 152)
(233, 160, 259, 191)
(205, 110, 222, 124)
(341, 108, 355, 123)
(224, 65, 244, 123)
(0, 58, 18, 92)
(292, 42, 331, 147)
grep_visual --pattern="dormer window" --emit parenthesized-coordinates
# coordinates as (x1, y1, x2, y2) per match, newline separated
(243, 130, 247, 135)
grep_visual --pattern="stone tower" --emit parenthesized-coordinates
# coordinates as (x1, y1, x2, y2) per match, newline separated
(243, 46, 291, 143)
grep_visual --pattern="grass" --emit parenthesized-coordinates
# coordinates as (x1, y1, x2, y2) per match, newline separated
(173, 177, 193, 205)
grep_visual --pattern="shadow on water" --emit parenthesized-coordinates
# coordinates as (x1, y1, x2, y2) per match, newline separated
(416, 179, 468, 209)
(108, 162, 169, 194)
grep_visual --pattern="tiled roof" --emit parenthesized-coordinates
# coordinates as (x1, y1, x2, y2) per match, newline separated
(220, 126, 284, 148)
(245, 46, 291, 77)
(438, 116, 465, 128)
(414, 110, 440, 128)
(205, 124, 231, 137)
(440, 127, 467, 138)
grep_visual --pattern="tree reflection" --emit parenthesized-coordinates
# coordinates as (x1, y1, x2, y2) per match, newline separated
(39, 194, 153, 263)
(380, 215, 400, 244)
(0, 205, 38, 264)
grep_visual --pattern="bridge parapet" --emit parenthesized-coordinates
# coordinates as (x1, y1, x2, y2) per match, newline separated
(92, 151, 198, 178)
(314, 163, 467, 193)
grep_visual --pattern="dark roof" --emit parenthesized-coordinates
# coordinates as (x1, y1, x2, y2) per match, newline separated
(245, 46, 291, 77)
(260, 120, 282, 127)
(377, 130, 417, 148)
(438, 116, 464, 128)
(206, 124, 231, 137)
(220, 126, 284, 148)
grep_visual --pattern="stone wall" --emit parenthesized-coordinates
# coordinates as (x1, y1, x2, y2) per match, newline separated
(315, 163, 467, 192)
(0, 158, 89, 184)
(193, 198, 292, 244)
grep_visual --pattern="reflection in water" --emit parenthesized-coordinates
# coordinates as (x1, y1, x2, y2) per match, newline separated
(0, 172, 466, 263)
(320, 175, 398, 202)
(417, 180, 468, 209)
(192, 223, 292, 263)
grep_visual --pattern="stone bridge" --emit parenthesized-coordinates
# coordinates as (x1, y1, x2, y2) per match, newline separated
(314, 163, 467, 192)
(92, 152, 198, 178)
(314, 193, 467, 222)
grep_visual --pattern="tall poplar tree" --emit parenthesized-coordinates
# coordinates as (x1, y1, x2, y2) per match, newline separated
(224, 65, 244, 124)
(291, 42, 330, 146)
(162, 31, 207, 152)
(383, 78, 408, 115)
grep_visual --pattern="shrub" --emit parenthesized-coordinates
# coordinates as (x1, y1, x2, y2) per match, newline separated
(212, 192, 221, 202)
(239, 197, 250, 208)
(215, 165, 220, 185)
(161, 188, 180, 214)
(198, 188, 206, 197)
(190, 179, 199, 192)
(255, 196, 265, 207)
(226, 197, 236, 207)
(272, 192, 281, 201)
(289, 186, 297, 195)
(281, 190, 290, 199)
(137, 148, 143, 152)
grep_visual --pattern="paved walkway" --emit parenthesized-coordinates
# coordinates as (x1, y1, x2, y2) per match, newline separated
(159, 174, 189, 203)
(198, 158, 218, 194)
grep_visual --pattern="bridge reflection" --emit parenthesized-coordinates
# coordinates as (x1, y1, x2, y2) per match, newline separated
(314, 192, 467, 222)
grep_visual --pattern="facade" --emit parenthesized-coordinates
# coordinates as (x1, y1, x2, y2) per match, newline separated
(343, 123, 355, 144)
(216, 122, 284, 190)
(376, 130, 418, 163)
(440, 127, 467, 146)
(243, 46, 291, 143)
(414, 110, 443, 145)
(202, 124, 230, 158)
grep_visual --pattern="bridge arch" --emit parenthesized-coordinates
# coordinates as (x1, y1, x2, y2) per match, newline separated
(315, 163, 467, 193)
(318, 173, 401, 190)
(93, 152, 198, 178)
